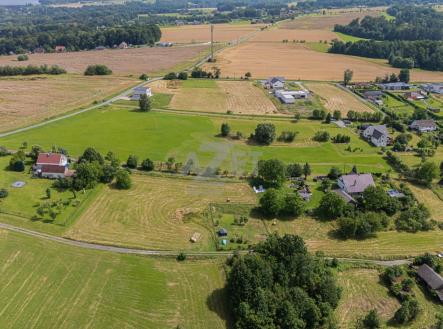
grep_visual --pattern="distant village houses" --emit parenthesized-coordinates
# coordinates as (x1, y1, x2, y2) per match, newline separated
(378, 82, 410, 91)
(421, 83, 443, 95)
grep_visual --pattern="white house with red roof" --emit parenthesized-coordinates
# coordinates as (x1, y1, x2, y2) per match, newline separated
(33, 153, 70, 179)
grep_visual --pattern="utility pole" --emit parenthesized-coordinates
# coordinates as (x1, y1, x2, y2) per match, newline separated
(210, 24, 214, 62)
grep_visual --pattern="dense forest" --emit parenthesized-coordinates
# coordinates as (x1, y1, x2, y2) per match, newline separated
(330, 6, 443, 71)
(334, 6, 443, 40)
(298, 0, 443, 10)
(227, 234, 341, 329)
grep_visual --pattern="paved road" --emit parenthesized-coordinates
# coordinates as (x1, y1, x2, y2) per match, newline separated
(0, 222, 411, 265)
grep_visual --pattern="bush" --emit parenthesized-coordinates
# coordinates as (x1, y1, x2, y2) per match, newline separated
(0, 64, 66, 76)
(177, 71, 188, 80)
(84, 64, 112, 76)
(176, 252, 186, 261)
(286, 163, 303, 178)
(337, 212, 389, 239)
(253, 123, 276, 145)
(0, 188, 8, 198)
(141, 158, 154, 171)
(277, 131, 297, 142)
(9, 151, 26, 172)
(396, 204, 434, 232)
(313, 131, 330, 142)
(163, 72, 177, 80)
(126, 155, 138, 169)
(259, 189, 305, 217)
(139, 73, 149, 81)
(17, 54, 29, 61)
(115, 170, 131, 189)
(257, 159, 286, 188)
(394, 297, 420, 324)
(363, 309, 381, 329)
(332, 134, 350, 143)
(220, 123, 230, 137)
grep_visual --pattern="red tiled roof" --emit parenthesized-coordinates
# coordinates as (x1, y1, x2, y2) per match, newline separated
(36, 153, 63, 165)
(41, 164, 66, 174)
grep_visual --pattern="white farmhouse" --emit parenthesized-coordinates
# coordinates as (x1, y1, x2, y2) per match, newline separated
(33, 153, 71, 179)
(131, 86, 153, 101)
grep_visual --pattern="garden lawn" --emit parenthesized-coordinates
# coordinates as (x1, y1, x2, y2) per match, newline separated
(0, 229, 229, 329)
(0, 156, 93, 235)
(0, 108, 389, 174)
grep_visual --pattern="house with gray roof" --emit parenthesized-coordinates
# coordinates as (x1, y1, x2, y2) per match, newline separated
(410, 120, 438, 133)
(378, 82, 410, 90)
(417, 264, 443, 302)
(131, 86, 153, 101)
(362, 125, 389, 147)
(421, 83, 443, 95)
(337, 173, 375, 195)
(263, 77, 285, 90)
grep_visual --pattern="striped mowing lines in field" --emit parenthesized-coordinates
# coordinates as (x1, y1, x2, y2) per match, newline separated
(65, 175, 257, 251)
(0, 230, 229, 329)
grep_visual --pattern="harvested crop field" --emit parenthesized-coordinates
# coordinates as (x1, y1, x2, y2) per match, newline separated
(280, 9, 384, 30)
(160, 23, 265, 43)
(65, 175, 256, 251)
(209, 42, 443, 82)
(165, 79, 279, 115)
(0, 74, 136, 132)
(217, 81, 278, 115)
(0, 45, 209, 75)
(250, 28, 338, 42)
(305, 82, 373, 115)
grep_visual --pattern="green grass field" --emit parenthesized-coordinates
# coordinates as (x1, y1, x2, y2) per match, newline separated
(335, 32, 368, 42)
(383, 94, 415, 116)
(0, 107, 389, 174)
(0, 229, 229, 329)
(0, 156, 93, 235)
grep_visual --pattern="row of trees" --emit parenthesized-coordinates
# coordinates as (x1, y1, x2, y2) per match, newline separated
(0, 64, 66, 76)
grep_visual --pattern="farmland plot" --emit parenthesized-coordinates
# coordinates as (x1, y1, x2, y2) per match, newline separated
(305, 82, 374, 115)
(65, 175, 257, 251)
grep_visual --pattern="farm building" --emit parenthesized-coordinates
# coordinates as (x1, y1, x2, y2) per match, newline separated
(33, 47, 45, 54)
(416, 264, 443, 302)
(362, 125, 390, 147)
(119, 42, 128, 49)
(337, 173, 375, 195)
(131, 86, 153, 101)
(378, 82, 410, 90)
(421, 83, 443, 95)
(33, 152, 71, 179)
(410, 120, 438, 133)
(404, 91, 425, 100)
(275, 90, 309, 104)
(55, 45, 66, 53)
(217, 228, 228, 237)
(263, 77, 285, 90)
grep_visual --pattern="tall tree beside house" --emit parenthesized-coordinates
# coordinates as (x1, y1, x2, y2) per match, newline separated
(399, 68, 410, 83)
(343, 69, 353, 86)
(139, 94, 151, 112)
(303, 162, 311, 179)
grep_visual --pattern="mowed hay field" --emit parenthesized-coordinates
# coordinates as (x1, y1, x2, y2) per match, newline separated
(158, 79, 278, 115)
(161, 23, 265, 43)
(0, 45, 209, 75)
(305, 82, 374, 115)
(0, 74, 136, 132)
(268, 216, 443, 259)
(405, 182, 443, 222)
(335, 268, 399, 328)
(0, 230, 230, 329)
(209, 41, 443, 82)
(65, 175, 257, 250)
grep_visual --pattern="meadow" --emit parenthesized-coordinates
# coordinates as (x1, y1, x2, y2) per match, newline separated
(65, 174, 257, 251)
(0, 74, 137, 132)
(0, 107, 389, 174)
(0, 229, 229, 329)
